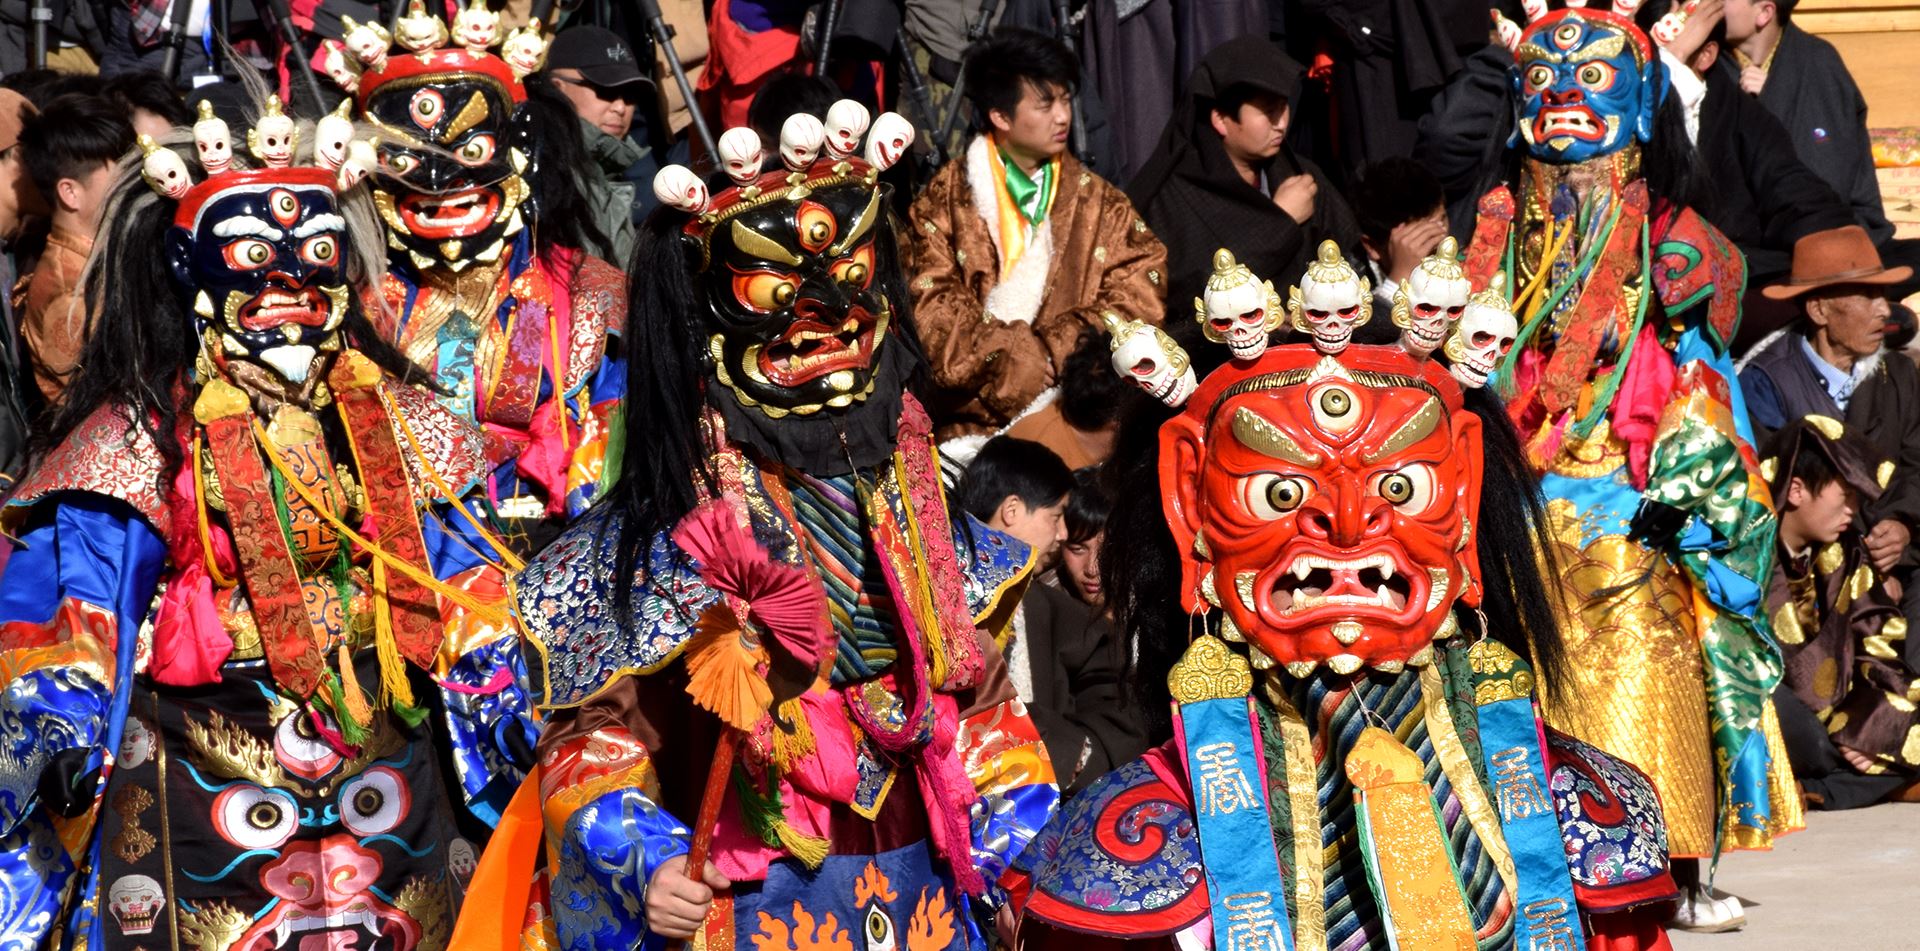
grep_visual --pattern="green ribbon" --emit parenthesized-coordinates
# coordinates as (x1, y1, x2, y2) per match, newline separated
(1000, 148, 1054, 226)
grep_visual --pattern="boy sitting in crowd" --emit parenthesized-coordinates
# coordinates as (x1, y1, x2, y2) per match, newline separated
(1764, 416, 1920, 809)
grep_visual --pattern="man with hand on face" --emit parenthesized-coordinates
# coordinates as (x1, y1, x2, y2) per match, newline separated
(1128, 35, 1361, 314)
(908, 27, 1168, 445)
(1741, 226, 1920, 665)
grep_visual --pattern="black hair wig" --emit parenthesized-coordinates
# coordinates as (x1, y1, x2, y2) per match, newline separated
(954, 436, 1075, 521)
(20, 93, 136, 198)
(961, 27, 1079, 132)
(1102, 378, 1570, 744)
(518, 74, 618, 266)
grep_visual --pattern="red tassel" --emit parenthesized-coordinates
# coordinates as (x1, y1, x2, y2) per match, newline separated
(672, 498, 832, 666)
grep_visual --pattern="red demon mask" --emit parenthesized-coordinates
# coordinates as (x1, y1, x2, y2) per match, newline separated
(1160, 345, 1483, 674)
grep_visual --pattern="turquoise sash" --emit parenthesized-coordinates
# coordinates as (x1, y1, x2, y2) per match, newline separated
(1170, 636, 1294, 951)
(1467, 640, 1586, 951)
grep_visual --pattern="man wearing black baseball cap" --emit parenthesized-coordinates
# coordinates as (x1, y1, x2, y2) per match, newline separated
(540, 24, 659, 263)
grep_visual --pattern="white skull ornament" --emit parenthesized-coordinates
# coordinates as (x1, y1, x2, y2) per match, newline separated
(395, 0, 449, 52)
(717, 126, 766, 185)
(139, 136, 191, 199)
(652, 163, 710, 214)
(339, 16, 391, 70)
(1287, 240, 1370, 355)
(502, 20, 549, 78)
(314, 100, 355, 171)
(779, 113, 827, 171)
(247, 95, 297, 168)
(1103, 312, 1196, 408)
(191, 100, 232, 175)
(823, 99, 871, 160)
(1391, 236, 1471, 360)
(863, 112, 914, 171)
(454, 0, 501, 52)
(338, 138, 379, 190)
(109, 874, 164, 935)
(320, 40, 361, 93)
(1444, 274, 1518, 389)
(1194, 249, 1283, 361)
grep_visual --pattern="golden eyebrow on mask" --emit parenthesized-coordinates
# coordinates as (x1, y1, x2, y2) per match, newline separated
(729, 220, 804, 267)
(1361, 396, 1443, 464)
(1231, 407, 1323, 466)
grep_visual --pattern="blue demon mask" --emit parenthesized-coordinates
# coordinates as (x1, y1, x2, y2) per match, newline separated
(1512, 10, 1666, 164)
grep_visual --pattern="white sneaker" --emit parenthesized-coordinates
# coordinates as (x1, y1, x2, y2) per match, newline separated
(1668, 885, 1748, 933)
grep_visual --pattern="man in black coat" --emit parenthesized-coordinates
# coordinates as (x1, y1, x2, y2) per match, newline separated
(1740, 226, 1920, 665)
(1128, 36, 1361, 316)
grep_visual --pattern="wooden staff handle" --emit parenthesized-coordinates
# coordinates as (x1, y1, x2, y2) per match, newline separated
(686, 728, 737, 878)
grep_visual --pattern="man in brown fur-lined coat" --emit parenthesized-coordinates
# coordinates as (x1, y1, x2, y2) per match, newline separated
(906, 27, 1167, 447)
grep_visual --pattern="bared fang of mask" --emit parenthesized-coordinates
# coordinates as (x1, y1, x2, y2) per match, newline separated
(167, 178, 351, 386)
(1160, 346, 1483, 675)
(699, 181, 894, 417)
(1513, 10, 1664, 165)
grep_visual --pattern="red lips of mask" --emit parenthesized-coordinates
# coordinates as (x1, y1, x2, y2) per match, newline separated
(1160, 346, 1484, 672)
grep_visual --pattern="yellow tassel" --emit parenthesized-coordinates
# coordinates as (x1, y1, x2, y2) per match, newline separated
(774, 820, 829, 869)
(253, 419, 508, 626)
(683, 606, 772, 732)
(770, 697, 816, 771)
(372, 561, 417, 709)
(337, 642, 375, 728)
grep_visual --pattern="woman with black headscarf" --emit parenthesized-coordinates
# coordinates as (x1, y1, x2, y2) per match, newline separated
(1126, 36, 1361, 316)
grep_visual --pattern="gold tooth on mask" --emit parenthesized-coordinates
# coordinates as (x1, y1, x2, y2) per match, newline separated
(280, 323, 303, 344)
(1285, 660, 1316, 678)
(1247, 644, 1277, 670)
(194, 289, 215, 319)
(1200, 568, 1221, 609)
(440, 240, 464, 260)
(1426, 568, 1450, 611)
(1332, 621, 1364, 645)
(1407, 644, 1435, 667)
(221, 333, 247, 356)
(1375, 658, 1406, 674)
(1193, 531, 1210, 559)
(827, 369, 856, 392)
(1235, 571, 1259, 613)
(1218, 612, 1245, 643)
(1328, 653, 1363, 675)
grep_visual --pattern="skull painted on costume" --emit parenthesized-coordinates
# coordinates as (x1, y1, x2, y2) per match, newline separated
(1391, 237, 1470, 359)
(109, 875, 164, 935)
(1444, 275, 1518, 389)
(167, 705, 443, 950)
(1514, 10, 1664, 164)
(448, 838, 478, 886)
(1195, 249, 1283, 362)
(1287, 240, 1370, 355)
(1104, 311, 1196, 408)
(1160, 346, 1482, 674)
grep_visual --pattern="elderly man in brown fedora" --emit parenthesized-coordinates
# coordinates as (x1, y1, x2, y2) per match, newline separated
(1741, 224, 1920, 659)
